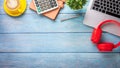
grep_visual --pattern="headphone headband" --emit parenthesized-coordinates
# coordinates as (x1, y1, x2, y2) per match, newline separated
(98, 20, 120, 28)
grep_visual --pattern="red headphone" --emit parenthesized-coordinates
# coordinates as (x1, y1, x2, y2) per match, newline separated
(91, 20, 120, 52)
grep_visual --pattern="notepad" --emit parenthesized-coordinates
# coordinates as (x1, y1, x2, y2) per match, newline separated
(30, 0, 65, 20)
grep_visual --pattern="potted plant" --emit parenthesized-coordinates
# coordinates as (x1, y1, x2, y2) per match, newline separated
(66, 0, 87, 10)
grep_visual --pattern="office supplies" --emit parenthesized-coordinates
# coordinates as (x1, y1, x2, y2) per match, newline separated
(61, 14, 80, 22)
(30, 0, 65, 20)
(33, 0, 58, 14)
(91, 20, 120, 52)
(61, 13, 85, 22)
(83, 0, 120, 36)
(3, 0, 27, 16)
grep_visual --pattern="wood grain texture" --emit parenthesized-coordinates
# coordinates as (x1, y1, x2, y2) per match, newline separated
(0, 53, 119, 68)
(0, 0, 120, 67)
(0, 33, 119, 52)
(0, 14, 92, 33)
(0, 0, 119, 53)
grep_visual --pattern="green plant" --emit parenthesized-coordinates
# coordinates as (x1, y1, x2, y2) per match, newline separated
(66, 0, 87, 10)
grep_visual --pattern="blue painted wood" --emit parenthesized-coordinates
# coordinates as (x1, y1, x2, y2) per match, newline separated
(0, 33, 119, 52)
(116, 56, 120, 68)
(0, 0, 119, 67)
(0, 53, 119, 68)
(0, 0, 90, 33)
(0, 0, 119, 53)
(0, 14, 92, 33)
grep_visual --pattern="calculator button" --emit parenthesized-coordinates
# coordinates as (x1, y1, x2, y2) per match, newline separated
(37, 7, 41, 11)
(36, 4, 39, 7)
(54, 4, 57, 7)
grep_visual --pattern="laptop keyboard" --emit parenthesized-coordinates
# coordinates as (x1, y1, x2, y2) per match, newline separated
(92, 0, 120, 18)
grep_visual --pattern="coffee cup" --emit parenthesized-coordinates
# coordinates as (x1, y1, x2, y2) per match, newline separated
(3, 0, 27, 16)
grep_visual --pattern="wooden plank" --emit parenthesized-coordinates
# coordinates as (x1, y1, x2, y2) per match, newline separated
(116, 53, 120, 68)
(0, 0, 89, 14)
(0, 33, 119, 52)
(0, 14, 92, 33)
(0, 53, 119, 68)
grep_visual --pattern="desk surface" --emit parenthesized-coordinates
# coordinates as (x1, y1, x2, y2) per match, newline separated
(0, 0, 120, 68)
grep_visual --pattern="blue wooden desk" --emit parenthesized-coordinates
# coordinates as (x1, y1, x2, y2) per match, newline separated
(0, 0, 120, 68)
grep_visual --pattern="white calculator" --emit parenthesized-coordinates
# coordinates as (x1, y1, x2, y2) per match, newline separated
(33, 0, 58, 14)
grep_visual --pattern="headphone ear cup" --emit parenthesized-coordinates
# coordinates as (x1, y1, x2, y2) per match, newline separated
(97, 42, 114, 52)
(91, 28, 102, 44)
